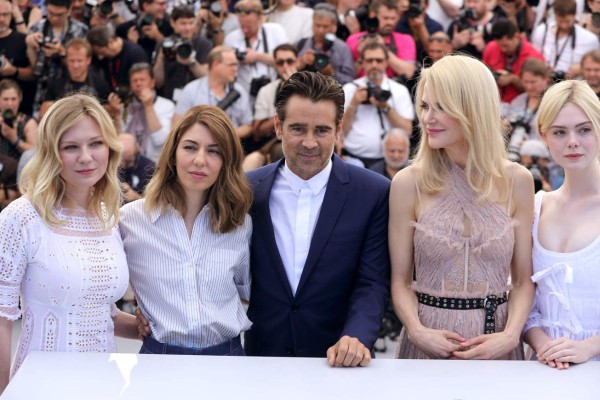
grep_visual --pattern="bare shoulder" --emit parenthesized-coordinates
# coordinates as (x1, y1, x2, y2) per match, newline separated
(508, 162, 535, 194)
(390, 165, 419, 212)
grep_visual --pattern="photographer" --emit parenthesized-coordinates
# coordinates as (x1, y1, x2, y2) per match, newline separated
(224, 0, 288, 102)
(396, 0, 444, 64)
(447, 0, 497, 60)
(581, 49, 600, 98)
(531, 0, 599, 80)
(116, 0, 173, 59)
(342, 42, 414, 167)
(347, 0, 417, 80)
(40, 38, 111, 118)
(482, 18, 544, 103)
(107, 62, 174, 162)
(87, 25, 148, 90)
(118, 132, 155, 204)
(335, 0, 368, 41)
(0, 79, 37, 162)
(174, 46, 253, 140)
(493, 0, 534, 34)
(25, 0, 89, 116)
(507, 58, 550, 144)
(153, 5, 210, 101)
(297, 3, 355, 85)
(0, 0, 35, 115)
(253, 44, 297, 151)
(196, 0, 239, 47)
(580, 0, 600, 37)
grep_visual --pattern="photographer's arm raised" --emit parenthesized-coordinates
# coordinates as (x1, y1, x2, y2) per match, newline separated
(387, 51, 416, 79)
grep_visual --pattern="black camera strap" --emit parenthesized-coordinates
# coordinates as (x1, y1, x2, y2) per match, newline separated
(245, 26, 271, 77)
(386, 33, 398, 57)
(504, 39, 521, 73)
(541, 23, 576, 69)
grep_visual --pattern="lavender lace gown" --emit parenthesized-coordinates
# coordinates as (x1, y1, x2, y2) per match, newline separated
(397, 164, 524, 360)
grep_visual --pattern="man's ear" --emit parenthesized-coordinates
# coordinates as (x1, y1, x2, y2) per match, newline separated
(274, 114, 283, 140)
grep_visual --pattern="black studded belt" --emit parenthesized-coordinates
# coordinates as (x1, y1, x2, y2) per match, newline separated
(416, 292, 508, 335)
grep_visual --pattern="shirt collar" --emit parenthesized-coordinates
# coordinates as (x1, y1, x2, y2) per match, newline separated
(281, 159, 332, 196)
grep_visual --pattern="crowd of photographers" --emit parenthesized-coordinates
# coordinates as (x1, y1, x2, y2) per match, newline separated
(0, 0, 599, 210)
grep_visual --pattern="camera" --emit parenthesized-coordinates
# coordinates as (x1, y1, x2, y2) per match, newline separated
(592, 12, 600, 28)
(162, 38, 194, 60)
(124, 0, 138, 13)
(200, 0, 222, 16)
(216, 87, 241, 110)
(113, 84, 131, 103)
(84, 0, 113, 20)
(235, 49, 247, 62)
(455, 8, 478, 32)
(364, 81, 392, 104)
(525, 156, 549, 193)
(313, 33, 336, 69)
(1, 109, 15, 128)
(32, 37, 53, 78)
(364, 17, 380, 39)
(137, 14, 154, 31)
(507, 119, 529, 161)
(550, 70, 567, 83)
(250, 75, 271, 97)
(406, 0, 424, 18)
(346, 5, 368, 21)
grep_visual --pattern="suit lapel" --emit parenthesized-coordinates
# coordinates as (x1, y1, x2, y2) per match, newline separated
(253, 160, 295, 299)
(296, 156, 350, 295)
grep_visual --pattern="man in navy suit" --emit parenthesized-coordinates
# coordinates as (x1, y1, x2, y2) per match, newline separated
(245, 71, 390, 367)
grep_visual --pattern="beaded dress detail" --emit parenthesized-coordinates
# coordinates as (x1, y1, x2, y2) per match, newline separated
(397, 164, 523, 359)
(0, 197, 129, 376)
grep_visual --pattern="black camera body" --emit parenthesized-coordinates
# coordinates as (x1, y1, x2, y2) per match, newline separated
(113, 84, 131, 103)
(2, 109, 16, 129)
(551, 70, 567, 82)
(455, 8, 478, 32)
(33, 37, 53, 78)
(406, 0, 424, 18)
(235, 49, 247, 62)
(250, 75, 271, 97)
(364, 81, 392, 104)
(162, 37, 194, 60)
(200, 0, 222, 16)
(313, 33, 336, 70)
(216, 88, 241, 110)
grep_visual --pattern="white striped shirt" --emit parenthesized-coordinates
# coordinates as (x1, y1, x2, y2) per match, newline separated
(119, 199, 252, 348)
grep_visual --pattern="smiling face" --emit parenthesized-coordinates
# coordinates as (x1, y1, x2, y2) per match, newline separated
(175, 123, 223, 204)
(59, 118, 110, 201)
(420, 86, 466, 155)
(275, 95, 340, 180)
(543, 102, 598, 172)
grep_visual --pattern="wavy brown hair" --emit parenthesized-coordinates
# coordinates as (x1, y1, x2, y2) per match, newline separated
(144, 105, 252, 233)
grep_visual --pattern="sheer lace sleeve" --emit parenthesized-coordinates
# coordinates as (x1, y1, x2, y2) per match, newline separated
(0, 198, 40, 320)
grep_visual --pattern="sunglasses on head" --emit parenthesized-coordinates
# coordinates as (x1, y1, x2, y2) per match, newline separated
(275, 58, 295, 66)
(236, 8, 255, 15)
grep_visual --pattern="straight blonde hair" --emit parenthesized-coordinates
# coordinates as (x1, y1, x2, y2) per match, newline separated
(413, 54, 510, 201)
(144, 105, 252, 233)
(19, 94, 122, 227)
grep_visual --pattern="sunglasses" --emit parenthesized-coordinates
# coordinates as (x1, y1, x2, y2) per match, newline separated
(275, 58, 295, 66)
(363, 57, 385, 64)
(236, 8, 255, 15)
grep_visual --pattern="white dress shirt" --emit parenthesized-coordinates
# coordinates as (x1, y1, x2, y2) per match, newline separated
(120, 199, 252, 348)
(270, 161, 332, 295)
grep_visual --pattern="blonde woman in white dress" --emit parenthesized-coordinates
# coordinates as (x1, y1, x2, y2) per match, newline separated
(524, 80, 600, 369)
(0, 94, 138, 394)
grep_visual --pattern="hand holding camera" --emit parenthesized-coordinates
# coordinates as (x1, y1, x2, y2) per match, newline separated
(493, 69, 514, 87)
(241, 48, 260, 64)
(0, 110, 18, 144)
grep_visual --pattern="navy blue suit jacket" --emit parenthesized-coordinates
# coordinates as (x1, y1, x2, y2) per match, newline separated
(245, 155, 390, 357)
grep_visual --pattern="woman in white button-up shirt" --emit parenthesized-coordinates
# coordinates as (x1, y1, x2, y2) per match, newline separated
(524, 80, 600, 369)
(120, 105, 253, 356)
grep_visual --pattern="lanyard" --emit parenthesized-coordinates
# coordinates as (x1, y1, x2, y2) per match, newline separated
(109, 59, 121, 89)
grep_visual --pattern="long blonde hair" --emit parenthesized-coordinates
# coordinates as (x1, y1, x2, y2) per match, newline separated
(19, 94, 122, 227)
(144, 105, 252, 233)
(413, 54, 509, 200)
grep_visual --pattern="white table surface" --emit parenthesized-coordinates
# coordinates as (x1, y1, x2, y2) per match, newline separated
(2, 352, 598, 400)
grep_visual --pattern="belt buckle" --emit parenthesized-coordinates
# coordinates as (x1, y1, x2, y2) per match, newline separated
(483, 294, 498, 310)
